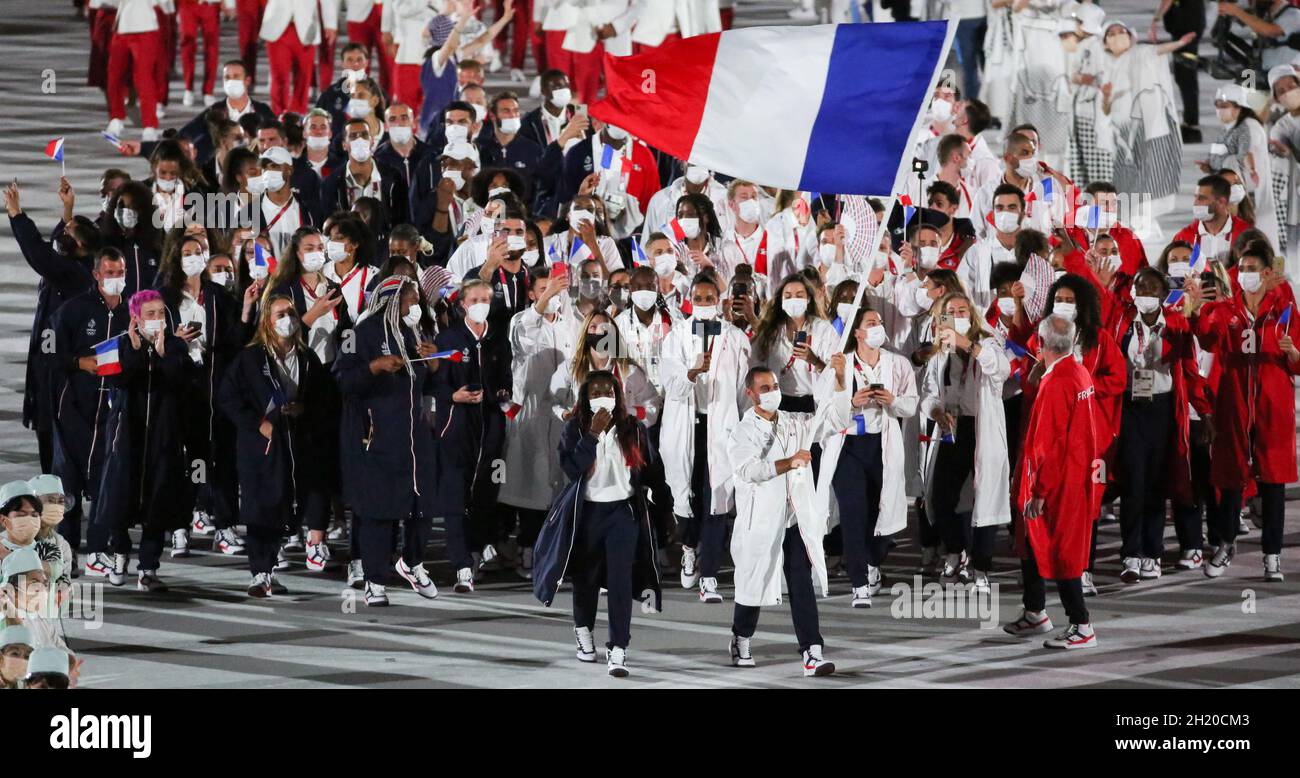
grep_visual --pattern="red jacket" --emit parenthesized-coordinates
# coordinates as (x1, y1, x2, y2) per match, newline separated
(1193, 287, 1300, 488)
(1170, 216, 1252, 251)
(1062, 224, 1148, 276)
(1109, 304, 1214, 504)
(1015, 355, 1100, 579)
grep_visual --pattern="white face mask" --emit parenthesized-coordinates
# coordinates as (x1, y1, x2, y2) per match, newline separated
(549, 87, 572, 109)
(930, 97, 953, 122)
(864, 324, 888, 349)
(1192, 204, 1212, 222)
(116, 207, 138, 229)
(141, 319, 164, 338)
(685, 165, 710, 185)
(348, 98, 372, 119)
(589, 395, 616, 414)
(782, 297, 808, 319)
(181, 254, 207, 277)
(544, 295, 562, 315)
(836, 302, 856, 323)
(223, 79, 247, 99)
(349, 138, 372, 163)
(1238, 271, 1263, 293)
(274, 315, 298, 337)
(919, 245, 941, 269)
(993, 211, 1020, 234)
(249, 261, 269, 280)
(442, 169, 465, 190)
(653, 253, 676, 277)
(102, 276, 127, 296)
(301, 250, 327, 272)
(1134, 295, 1161, 314)
(757, 389, 782, 412)
(1016, 156, 1038, 178)
(210, 271, 231, 288)
(306, 135, 331, 151)
(489, 186, 511, 199)
(997, 296, 1017, 317)
(818, 243, 838, 264)
(693, 305, 718, 321)
(506, 234, 528, 252)
(389, 126, 413, 145)
(1167, 261, 1191, 279)
(952, 317, 971, 336)
(499, 116, 521, 134)
(1229, 184, 1246, 205)
(1052, 301, 1077, 322)
(245, 173, 268, 195)
(262, 170, 285, 192)
(1216, 107, 1237, 127)
(915, 285, 934, 309)
(444, 124, 469, 144)
(1283, 89, 1300, 111)
(631, 289, 658, 311)
(605, 124, 628, 141)
(326, 240, 348, 262)
(466, 302, 491, 324)
(155, 177, 177, 193)
(569, 209, 595, 227)
(522, 249, 539, 264)
(737, 199, 761, 224)
(403, 303, 422, 328)
(677, 217, 701, 239)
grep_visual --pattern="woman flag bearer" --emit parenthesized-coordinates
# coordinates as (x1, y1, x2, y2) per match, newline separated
(728, 360, 851, 676)
(219, 296, 340, 598)
(260, 0, 339, 116)
(1187, 245, 1299, 582)
(919, 291, 1012, 593)
(334, 276, 441, 605)
(660, 274, 750, 603)
(816, 307, 918, 609)
(1005, 316, 1101, 650)
(534, 370, 665, 678)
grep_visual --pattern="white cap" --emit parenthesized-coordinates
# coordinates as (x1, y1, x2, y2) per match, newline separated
(1216, 84, 1251, 107)
(1057, 18, 1079, 35)
(259, 146, 294, 166)
(440, 140, 480, 165)
(27, 474, 63, 496)
(1075, 3, 1105, 37)
(1102, 20, 1133, 39)
(1269, 64, 1298, 91)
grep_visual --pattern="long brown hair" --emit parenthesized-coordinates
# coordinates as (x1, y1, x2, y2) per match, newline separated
(752, 273, 826, 359)
(571, 309, 636, 385)
(573, 370, 645, 470)
(252, 294, 306, 355)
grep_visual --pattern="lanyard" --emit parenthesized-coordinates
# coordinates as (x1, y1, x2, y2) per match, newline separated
(265, 196, 296, 231)
(497, 265, 528, 310)
(735, 229, 769, 275)
(338, 264, 369, 314)
(301, 277, 339, 321)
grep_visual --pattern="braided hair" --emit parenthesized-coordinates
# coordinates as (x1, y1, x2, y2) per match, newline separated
(369, 275, 418, 377)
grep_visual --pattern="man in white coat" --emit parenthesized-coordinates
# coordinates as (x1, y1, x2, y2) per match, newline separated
(727, 360, 851, 675)
(639, 162, 731, 254)
(659, 274, 749, 603)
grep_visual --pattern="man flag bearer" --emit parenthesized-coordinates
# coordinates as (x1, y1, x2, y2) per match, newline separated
(727, 361, 852, 675)
(1005, 316, 1101, 650)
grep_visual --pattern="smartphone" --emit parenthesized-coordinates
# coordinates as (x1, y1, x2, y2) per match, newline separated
(731, 281, 746, 299)
(551, 261, 569, 281)
(794, 330, 808, 347)
(466, 383, 483, 393)
(186, 322, 203, 334)
(869, 383, 885, 391)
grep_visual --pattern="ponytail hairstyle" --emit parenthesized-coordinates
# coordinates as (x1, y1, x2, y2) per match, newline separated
(573, 370, 645, 470)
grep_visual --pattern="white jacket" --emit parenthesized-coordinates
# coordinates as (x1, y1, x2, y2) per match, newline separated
(500, 306, 568, 510)
(261, 0, 339, 45)
(548, 359, 662, 427)
(383, 0, 436, 66)
(729, 389, 851, 606)
(631, 0, 721, 47)
(115, 0, 162, 33)
(638, 175, 732, 254)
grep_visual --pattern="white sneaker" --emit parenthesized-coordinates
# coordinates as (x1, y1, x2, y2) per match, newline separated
(680, 545, 699, 589)
(1120, 556, 1142, 583)
(470, 552, 484, 581)
(274, 546, 291, 571)
(203, 93, 217, 107)
(509, 68, 526, 83)
(214, 528, 245, 555)
(1264, 553, 1284, 582)
(1081, 570, 1098, 596)
(83, 552, 111, 578)
(1238, 514, 1251, 534)
(698, 576, 723, 603)
(109, 553, 129, 586)
(454, 566, 475, 593)
(327, 523, 348, 542)
(304, 542, 329, 572)
(1139, 558, 1162, 580)
(516, 546, 534, 580)
(478, 544, 501, 571)
(730, 634, 755, 667)
(574, 626, 596, 662)
(154, 104, 166, 120)
(247, 572, 272, 598)
(1177, 549, 1204, 570)
(970, 568, 991, 595)
(395, 559, 438, 599)
(851, 584, 872, 608)
(940, 552, 965, 582)
(191, 511, 216, 535)
(1204, 543, 1235, 578)
(136, 569, 167, 592)
(1044, 622, 1097, 650)
(268, 573, 288, 595)
(170, 528, 190, 558)
(182, 89, 194, 106)
(606, 647, 629, 678)
(105, 118, 125, 137)
(1003, 609, 1054, 636)
(801, 645, 835, 677)
(283, 531, 304, 552)
(346, 559, 365, 589)
(364, 581, 389, 606)
(866, 564, 882, 596)
(528, 75, 542, 98)
(141, 127, 161, 142)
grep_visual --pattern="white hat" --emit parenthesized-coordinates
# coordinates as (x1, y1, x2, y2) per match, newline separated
(25, 646, 70, 679)
(1075, 3, 1106, 37)
(259, 146, 294, 167)
(1216, 84, 1251, 107)
(1269, 64, 1299, 91)
(27, 474, 62, 497)
(0, 623, 32, 649)
(0, 480, 36, 510)
(440, 140, 480, 166)
(1102, 20, 1133, 39)
(1057, 18, 1079, 36)
(1, 546, 42, 580)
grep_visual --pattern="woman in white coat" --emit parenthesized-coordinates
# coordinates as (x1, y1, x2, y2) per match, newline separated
(727, 358, 851, 675)
(749, 274, 837, 414)
(659, 274, 749, 602)
(816, 307, 918, 609)
(549, 309, 661, 427)
(1205, 83, 1280, 250)
(919, 290, 1011, 593)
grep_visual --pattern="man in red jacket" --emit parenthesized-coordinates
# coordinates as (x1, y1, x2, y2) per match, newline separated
(1171, 175, 1253, 262)
(1004, 315, 1101, 649)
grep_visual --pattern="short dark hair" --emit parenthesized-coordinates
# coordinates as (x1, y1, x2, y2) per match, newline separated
(95, 246, 126, 272)
(964, 99, 992, 135)
(990, 261, 1022, 290)
(992, 183, 1026, 209)
(937, 134, 966, 166)
(927, 180, 960, 207)
(1198, 174, 1231, 201)
(744, 365, 775, 390)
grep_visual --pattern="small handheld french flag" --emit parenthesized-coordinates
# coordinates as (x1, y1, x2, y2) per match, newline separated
(428, 349, 465, 362)
(631, 240, 649, 267)
(599, 144, 616, 170)
(254, 243, 275, 275)
(94, 338, 121, 376)
(899, 194, 916, 226)
(570, 236, 594, 263)
(44, 137, 65, 162)
(1165, 289, 1185, 306)
(1280, 303, 1293, 327)
(1041, 177, 1053, 203)
(664, 218, 689, 244)
(1004, 338, 1030, 359)
(546, 240, 563, 266)
(1188, 242, 1203, 273)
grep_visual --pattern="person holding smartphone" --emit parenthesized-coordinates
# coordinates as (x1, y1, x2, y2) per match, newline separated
(818, 307, 919, 608)
(750, 275, 836, 414)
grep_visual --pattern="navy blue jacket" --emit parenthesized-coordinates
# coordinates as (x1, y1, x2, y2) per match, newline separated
(319, 160, 410, 240)
(374, 138, 428, 191)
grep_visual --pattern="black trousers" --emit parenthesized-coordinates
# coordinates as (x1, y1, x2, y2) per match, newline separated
(1218, 483, 1285, 555)
(931, 416, 996, 570)
(646, 422, 675, 547)
(571, 499, 638, 650)
(1174, 419, 1215, 551)
(359, 506, 432, 585)
(732, 525, 824, 654)
(246, 523, 282, 575)
(832, 433, 894, 588)
(677, 413, 728, 577)
(1163, 2, 1204, 127)
(511, 506, 547, 549)
(1118, 392, 1174, 559)
(1021, 544, 1090, 625)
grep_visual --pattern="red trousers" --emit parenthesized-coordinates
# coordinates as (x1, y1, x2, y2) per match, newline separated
(391, 62, 424, 113)
(156, 9, 177, 107)
(545, 31, 602, 104)
(348, 6, 392, 93)
(508, 0, 544, 70)
(179, 1, 221, 95)
(318, 33, 335, 90)
(720, 7, 734, 30)
(266, 25, 314, 115)
(237, 0, 266, 87)
(107, 30, 162, 127)
(88, 7, 116, 90)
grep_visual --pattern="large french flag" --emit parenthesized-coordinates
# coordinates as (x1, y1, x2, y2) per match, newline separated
(590, 22, 953, 196)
